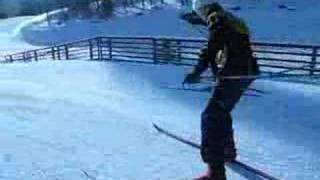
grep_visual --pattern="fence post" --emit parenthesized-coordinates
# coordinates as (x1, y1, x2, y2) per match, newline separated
(97, 37, 102, 61)
(57, 46, 61, 60)
(152, 38, 158, 64)
(97, 38, 102, 60)
(100, 38, 104, 60)
(108, 38, 112, 60)
(34, 51, 38, 61)
(23, 52, 27, 62)
(51, 47, 56, 60)
(177, 40, 182, 62)
(89, 39, 94, 60)
(310, 47, 318, 75)
(65, 45, 69, 60)
(9, 55, 13, 63)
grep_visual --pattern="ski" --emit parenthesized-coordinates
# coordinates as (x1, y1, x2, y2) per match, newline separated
(201, 64, 319, 80)
(153, 123, 280, 180)
(198, 79, 270, 94)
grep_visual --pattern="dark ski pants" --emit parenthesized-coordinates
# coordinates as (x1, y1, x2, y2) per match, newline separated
(201, 79, 253, 165)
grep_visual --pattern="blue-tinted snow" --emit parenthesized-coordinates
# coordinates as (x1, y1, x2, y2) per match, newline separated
(1, 0, 320, 179)
(0, 60, 319, 179)
(20, 1, 320, 45)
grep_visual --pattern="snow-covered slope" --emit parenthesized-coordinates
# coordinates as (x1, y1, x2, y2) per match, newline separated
(21, 6, 203, 46)
(0, 60, 319, 179)
(232, 0, 320, 44)
(18, 0, 320, 46)
(0, 16, 38, 59)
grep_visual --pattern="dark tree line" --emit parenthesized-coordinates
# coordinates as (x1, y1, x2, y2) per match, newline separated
(0, 0, 165, 19)
(0, 0, 67, 18)
(120, 0, 165, 7)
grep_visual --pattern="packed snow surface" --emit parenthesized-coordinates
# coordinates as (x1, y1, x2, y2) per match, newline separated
(0, 60, 319, 179)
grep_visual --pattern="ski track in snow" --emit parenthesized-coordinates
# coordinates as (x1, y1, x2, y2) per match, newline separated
(0, 60, 319, 179)
(0, 16, 40, 60)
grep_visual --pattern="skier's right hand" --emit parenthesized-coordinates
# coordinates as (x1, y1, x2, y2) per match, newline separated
(199, 47, 208, 60)
(183, 73, 201, 85)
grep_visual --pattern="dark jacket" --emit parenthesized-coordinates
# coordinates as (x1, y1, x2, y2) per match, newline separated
(192, 10, 260, 77)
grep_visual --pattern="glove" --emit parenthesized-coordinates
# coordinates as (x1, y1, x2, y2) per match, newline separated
(183, 73, 201, 85)
(199, 47, 208, 60)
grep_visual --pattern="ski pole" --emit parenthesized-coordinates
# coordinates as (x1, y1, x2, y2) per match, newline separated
(161, 85, 262, 97)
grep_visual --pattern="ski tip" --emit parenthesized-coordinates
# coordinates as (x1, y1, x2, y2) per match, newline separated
(152, 123, 162, 132)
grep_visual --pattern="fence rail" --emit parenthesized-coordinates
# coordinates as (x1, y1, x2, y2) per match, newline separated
(2, 36, 320, 76)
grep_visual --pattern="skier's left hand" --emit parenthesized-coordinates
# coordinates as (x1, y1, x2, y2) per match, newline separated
(183, 73, 201, 85)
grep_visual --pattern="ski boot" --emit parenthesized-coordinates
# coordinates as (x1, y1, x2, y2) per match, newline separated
(194, 164, 226, 180)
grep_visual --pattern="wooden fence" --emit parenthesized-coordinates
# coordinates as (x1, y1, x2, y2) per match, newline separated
(2, 36, 320, 76)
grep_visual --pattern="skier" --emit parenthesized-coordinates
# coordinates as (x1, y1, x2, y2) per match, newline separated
(183, 0, 260, 179)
